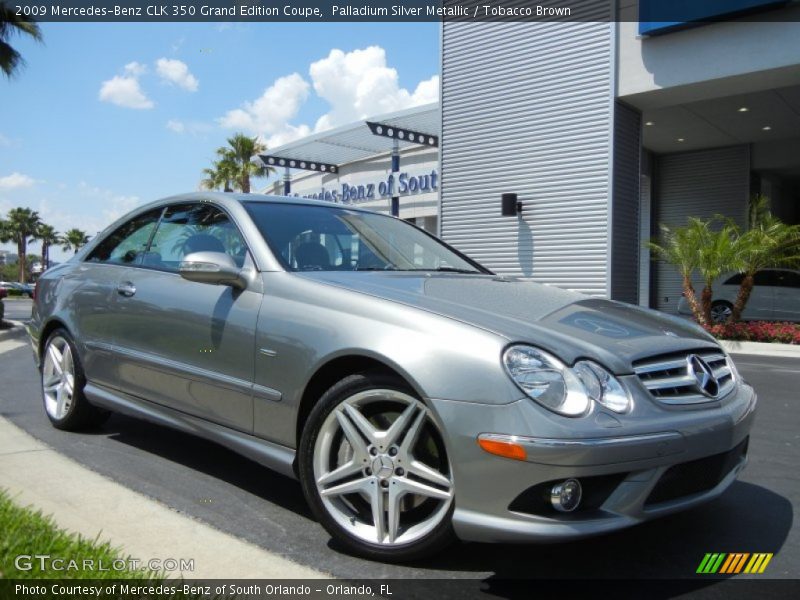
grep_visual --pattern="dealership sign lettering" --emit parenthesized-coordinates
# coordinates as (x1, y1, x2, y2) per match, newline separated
(300, 170, 438, 203)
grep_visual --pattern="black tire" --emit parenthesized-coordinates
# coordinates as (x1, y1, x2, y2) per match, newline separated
(298, 372, 456, 562)
(710, 300, 734, 324)
(41, 328, 109, 431)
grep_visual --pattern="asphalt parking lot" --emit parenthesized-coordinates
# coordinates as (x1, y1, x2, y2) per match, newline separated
(0, 302, 798, 596)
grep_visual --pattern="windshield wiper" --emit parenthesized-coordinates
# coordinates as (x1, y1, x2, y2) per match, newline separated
(354, 266, 396, 271)
(354, 266, 482, 274)
(404, 267, 482, 274)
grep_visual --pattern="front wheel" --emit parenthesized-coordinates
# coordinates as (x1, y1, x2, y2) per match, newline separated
(299, 373, 456, 561)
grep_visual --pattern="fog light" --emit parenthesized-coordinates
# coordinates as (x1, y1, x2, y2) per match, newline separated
(551, 479, 582, 512)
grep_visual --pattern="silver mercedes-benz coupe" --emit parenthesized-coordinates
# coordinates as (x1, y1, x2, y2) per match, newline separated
(28, 192, 756, 561)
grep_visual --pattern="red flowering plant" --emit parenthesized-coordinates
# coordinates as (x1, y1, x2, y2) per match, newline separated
(704, 321, 800, 345)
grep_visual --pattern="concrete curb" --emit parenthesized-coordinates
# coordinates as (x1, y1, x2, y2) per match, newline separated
(0, 416, 329, 579)
(721, 339, 800, 358)
(0, 320, 24, 343)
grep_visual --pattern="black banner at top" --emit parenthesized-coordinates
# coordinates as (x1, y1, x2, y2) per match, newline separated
(7, 0, 800, 23)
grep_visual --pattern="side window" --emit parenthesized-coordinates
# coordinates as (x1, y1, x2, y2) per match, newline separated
(753, 270, 779, 286)
(146, 203, 248, 272)
(86, 209, 162, 265)
(776, 271, 800, 288)
(724, 273, 744, 285)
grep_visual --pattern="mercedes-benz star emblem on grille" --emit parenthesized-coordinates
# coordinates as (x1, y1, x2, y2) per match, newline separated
(686, 354, 719, 398)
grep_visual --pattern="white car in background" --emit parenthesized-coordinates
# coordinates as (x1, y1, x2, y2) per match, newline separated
(678, 269, 800, 323)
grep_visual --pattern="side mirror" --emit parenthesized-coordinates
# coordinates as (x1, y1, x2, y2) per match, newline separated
(179, 251, 247, 289)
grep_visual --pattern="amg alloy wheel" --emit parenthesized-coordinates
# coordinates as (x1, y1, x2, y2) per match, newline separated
(299, 373, 455, 560)
(41, 329, 108, 430)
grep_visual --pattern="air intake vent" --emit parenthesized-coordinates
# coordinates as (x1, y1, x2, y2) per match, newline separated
(633, 350, 735, 405)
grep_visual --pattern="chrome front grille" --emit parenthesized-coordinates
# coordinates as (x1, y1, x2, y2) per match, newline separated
(633, 349, 736, 405)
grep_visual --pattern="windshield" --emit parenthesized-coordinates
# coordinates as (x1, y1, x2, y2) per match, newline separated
(243, 202, 487, 274)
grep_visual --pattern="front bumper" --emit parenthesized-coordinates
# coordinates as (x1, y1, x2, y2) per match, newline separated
(429, 382, 757, 543)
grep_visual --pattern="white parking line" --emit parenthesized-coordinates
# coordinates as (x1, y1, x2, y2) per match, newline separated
(0, 338, 27, 355)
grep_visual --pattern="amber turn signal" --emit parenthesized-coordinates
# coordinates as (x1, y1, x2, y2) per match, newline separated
(477, 436, 527, 461)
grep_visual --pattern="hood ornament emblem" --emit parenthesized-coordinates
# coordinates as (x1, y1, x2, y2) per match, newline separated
(686, 354, 719, 398)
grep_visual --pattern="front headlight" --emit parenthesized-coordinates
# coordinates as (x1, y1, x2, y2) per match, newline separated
(573, 360, 631, 413)
(503, 345, 631, 417)
(503, 346, 591, 417)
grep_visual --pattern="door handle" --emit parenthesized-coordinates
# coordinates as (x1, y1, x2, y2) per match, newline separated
(117, 282, 136, 297)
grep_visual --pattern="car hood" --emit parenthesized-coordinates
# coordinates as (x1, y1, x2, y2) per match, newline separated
(297, 272, 720, 374)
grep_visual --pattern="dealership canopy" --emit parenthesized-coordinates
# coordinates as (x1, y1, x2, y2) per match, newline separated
(257, 103, 440, 173)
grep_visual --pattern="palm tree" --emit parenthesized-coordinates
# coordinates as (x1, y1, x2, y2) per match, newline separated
(36, 223, 60, 269)
(200, 152, 239, 192)
(226, 134, 273, 193)
(0, 207, 41, 283)
(0, 2, 43, 78)
(695, 220, 739, 325)
(61, 228, 90, 254)
(209, 134, 275, 194)
(647, 218, 708, 326)
(728, 197, 800, 322)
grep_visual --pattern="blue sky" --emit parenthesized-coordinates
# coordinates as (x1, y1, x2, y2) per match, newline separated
(0, 21, 439, 261)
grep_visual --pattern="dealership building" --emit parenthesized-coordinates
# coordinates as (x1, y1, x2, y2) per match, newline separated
(263, 103, 441, 235)
(262, 1, 800, 313)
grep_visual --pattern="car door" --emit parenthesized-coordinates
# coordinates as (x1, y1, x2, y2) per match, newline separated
(108, 202, 260, 433)
(742, 270, 777, 320)
(74, 207, 164, 389)
(772, 270, 800, 321)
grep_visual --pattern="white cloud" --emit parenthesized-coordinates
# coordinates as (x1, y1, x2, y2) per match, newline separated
(124, 61, 147, 77)
(73, 183, 144, 231)
(99, 63, 153, 109)
(155, 58, 199, 92)
(261, 124, 313, 149)
(310, 46, 439, 132)
(217, 46, 439, 149)
(218, 73, 310, 140)
(411, 75, 440, 105)
(0, 133, 12, 147)
(166, 119, 214, 136)
(0, 172, 36, 190)
(171, 36, 186, 53)
(166, 119, 185, 133)
(99, 76, 154, 109)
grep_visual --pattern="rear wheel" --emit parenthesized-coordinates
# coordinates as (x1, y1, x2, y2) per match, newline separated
(41, 329, 109, 430)
(710, 301, 733, 324)
(299, 373, 455, 561)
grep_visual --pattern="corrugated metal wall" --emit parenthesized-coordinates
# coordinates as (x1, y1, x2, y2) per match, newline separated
(440, 19, 614, 296)
(611, 101, 642, 304)
(639, 151, 654, 307)
(654, 145, 750, 313)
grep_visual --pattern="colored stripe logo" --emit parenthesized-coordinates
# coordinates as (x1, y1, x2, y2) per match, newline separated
(696, 553, 773, 574)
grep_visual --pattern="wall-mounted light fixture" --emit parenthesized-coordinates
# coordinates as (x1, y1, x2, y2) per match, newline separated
(501, 193, 522, 216)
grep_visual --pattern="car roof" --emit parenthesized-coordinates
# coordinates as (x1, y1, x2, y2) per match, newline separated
(156, 191, 377, 213)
